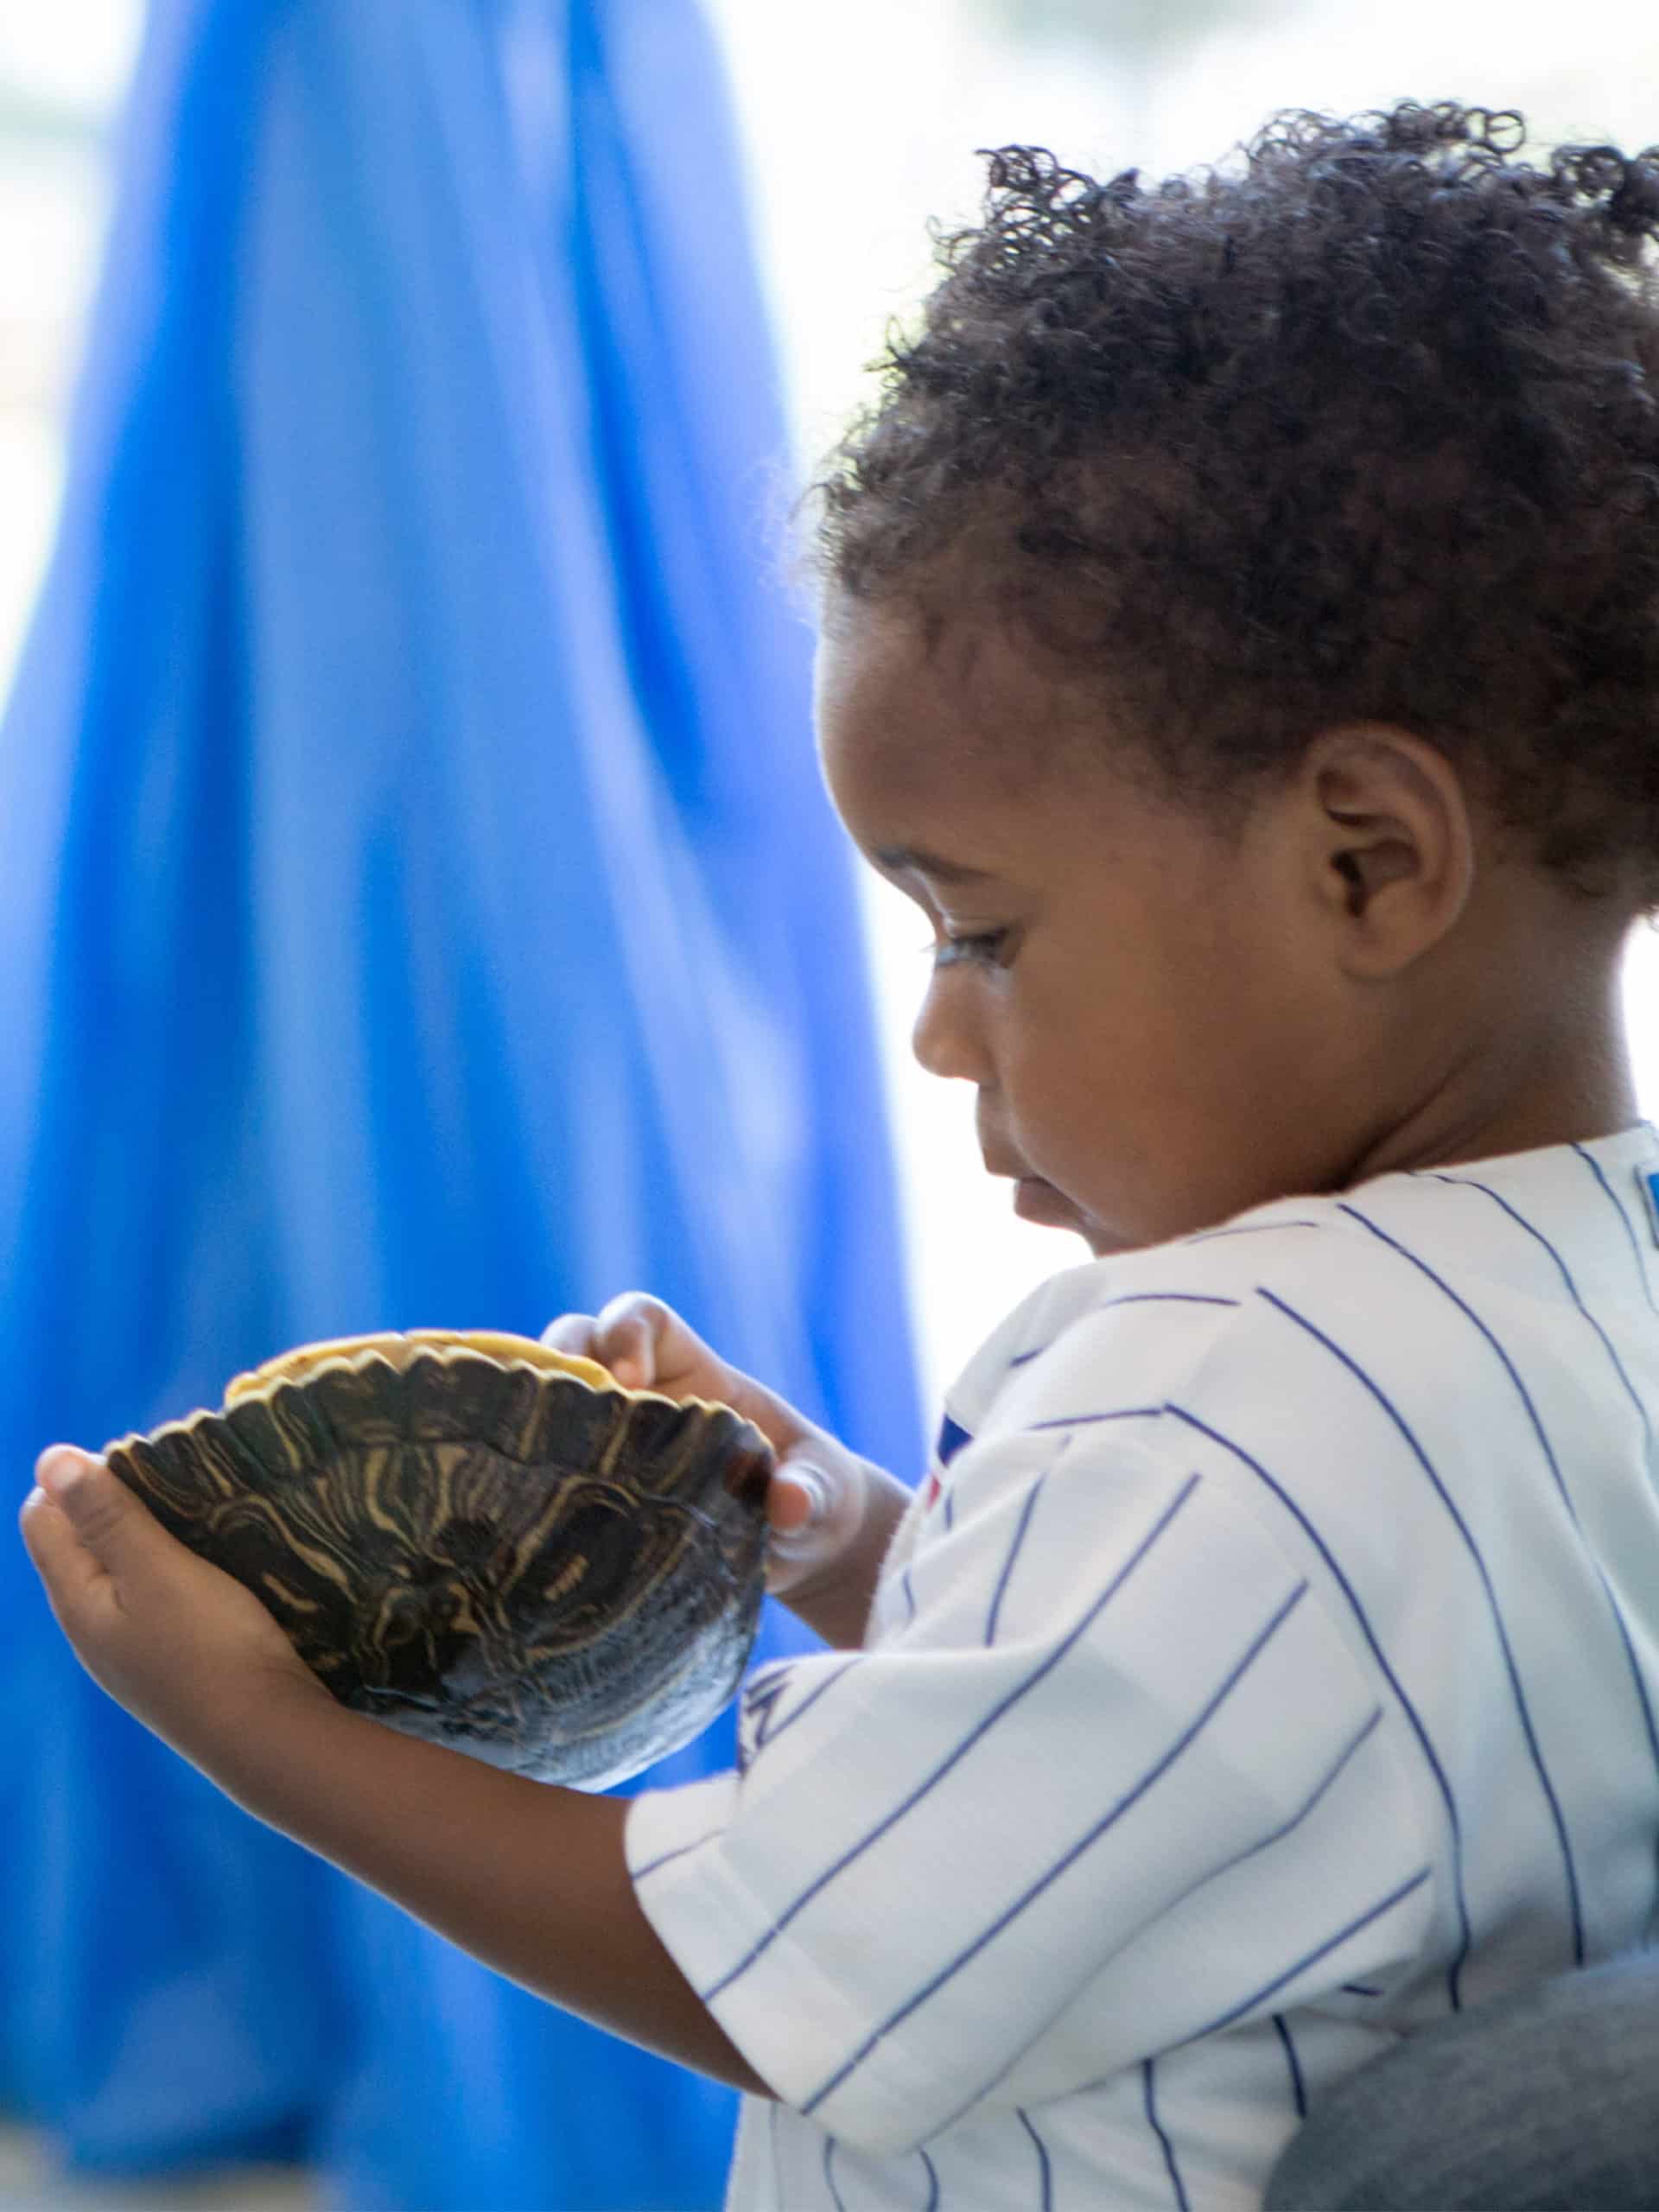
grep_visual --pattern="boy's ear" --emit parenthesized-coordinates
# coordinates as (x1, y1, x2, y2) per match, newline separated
(1301, 725, 1476, 976)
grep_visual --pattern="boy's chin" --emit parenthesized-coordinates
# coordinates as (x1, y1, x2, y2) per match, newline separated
(1011, 1176, 1095, 1238)
(1011, 1175, 1149, 1256)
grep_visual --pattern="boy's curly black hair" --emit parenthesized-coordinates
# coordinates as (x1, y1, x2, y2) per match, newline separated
(815, 102, 1659, 900)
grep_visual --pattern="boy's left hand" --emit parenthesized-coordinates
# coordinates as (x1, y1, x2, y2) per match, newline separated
(19, 1446, 327, 1762)
(22, 1447, 766, 2096)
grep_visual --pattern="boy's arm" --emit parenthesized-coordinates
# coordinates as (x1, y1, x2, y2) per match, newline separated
(20, 1450, 766, 2092)
(221, 1688, 767, 2092)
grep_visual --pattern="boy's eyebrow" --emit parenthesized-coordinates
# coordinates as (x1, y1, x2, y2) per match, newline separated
(871, 843, 995, 886)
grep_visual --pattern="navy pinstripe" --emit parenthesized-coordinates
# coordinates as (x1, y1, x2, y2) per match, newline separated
(1028, 1404, 1166, 1432)
(823, 2136, 847, 2212)
(632, 1828, 723, 1881)
(1273, 2013, 1306, 2118)
(984, 1465, 1052, 1645)
(921, 1707, 1387, 2143)
(918, 2147, 941, 2210)
(1170, 1867, 1432, 2049)
(1015, 2109, 1052, 2210)
(701, 1474, 1205, 2004)
(1430, 1173, 1652, 1447)
(1006, 1292, 1240, 1372)
(1150, 1704, 1383, 1905)
(741, 1675, 789, 1761)
(1141, 2059, 1191, 2211)
(1573, 1140, 1659, 1316)
(798, 1581, 1311, 2116)
(1427, 1174, 1659, 1780)
(1163, 1402, 1472, 2008)
(749, 1655, 863, 1758)
(1326, 1211, 1587, 1961)
(1070, 1874, 1431, 2107)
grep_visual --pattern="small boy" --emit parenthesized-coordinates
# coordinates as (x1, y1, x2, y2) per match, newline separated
(24, 100, 1659, 2208)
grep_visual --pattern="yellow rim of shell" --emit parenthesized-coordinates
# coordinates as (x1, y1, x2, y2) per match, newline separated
(103, 1327, 765, 1464)
(225, 1329, 617, 1408)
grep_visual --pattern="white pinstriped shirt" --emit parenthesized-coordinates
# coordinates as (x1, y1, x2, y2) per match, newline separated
(626, 1122, 1659, 2209)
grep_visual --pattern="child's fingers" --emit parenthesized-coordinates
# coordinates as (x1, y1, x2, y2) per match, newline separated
(18, 1477, 111, 1624)
(541, 1313, 602, 1360)
(589, 1294, 675, 1389)
(543, 1294, 665, 1388)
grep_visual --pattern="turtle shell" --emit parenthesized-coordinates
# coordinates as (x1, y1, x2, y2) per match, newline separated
(103, 1330, 773, 1789)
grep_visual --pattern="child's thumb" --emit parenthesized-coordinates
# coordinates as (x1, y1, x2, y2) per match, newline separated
(33, 1448, 138, 1570)
(767, 1460, 830, 1542)
(765, 1453, 862, 1598)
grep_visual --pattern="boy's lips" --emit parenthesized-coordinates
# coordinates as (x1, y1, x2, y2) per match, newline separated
(1011, 1175, 1084, 1227)
(982, 1152, 1084, 1230)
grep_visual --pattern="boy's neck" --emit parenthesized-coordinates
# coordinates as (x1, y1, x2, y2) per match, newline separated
(1340, 952, 1641, 1185)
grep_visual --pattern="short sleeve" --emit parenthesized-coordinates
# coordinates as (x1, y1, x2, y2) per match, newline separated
(626, 1425, 1434, 2156)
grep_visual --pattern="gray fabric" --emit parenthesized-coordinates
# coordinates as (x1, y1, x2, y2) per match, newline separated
(1263, 1952, 1659, 2210)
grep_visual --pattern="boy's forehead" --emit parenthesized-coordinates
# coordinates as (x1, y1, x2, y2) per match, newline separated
(815, 598, 1145, 882)
(817, 624, 1002, 860)
(816, 596, 1076, 796)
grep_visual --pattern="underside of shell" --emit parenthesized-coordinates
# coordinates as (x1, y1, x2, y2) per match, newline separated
(104, 1332, 772, 1788)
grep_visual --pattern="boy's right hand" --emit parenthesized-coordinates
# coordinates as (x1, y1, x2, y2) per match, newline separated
(541, 1294, 909, 1647)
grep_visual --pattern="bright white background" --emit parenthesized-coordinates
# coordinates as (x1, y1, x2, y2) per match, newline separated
(5, 2, 1659, 1416)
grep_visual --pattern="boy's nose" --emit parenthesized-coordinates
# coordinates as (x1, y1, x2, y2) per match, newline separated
(912, 980, 991, 1084)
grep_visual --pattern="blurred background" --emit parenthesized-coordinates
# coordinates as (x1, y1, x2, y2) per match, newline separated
(4, 1, 1659, 2207)
(8, 0, 1659, 1415)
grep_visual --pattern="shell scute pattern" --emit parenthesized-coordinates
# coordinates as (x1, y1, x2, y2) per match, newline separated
(221, 1395, 302, 1481)
(105, 1339, 772, 1787)
(293, 1356, 413, 1451)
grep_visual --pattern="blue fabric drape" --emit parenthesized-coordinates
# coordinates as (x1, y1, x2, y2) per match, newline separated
(0, 3, 925, 2205)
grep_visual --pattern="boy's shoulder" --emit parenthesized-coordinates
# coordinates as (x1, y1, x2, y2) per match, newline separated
(950, 1137, 1656, 1452)
(955, 1189, 1381, 1443)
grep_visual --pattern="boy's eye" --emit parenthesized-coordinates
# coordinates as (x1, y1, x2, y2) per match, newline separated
(927, 926, 1013, 970)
